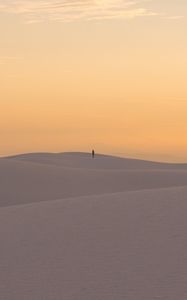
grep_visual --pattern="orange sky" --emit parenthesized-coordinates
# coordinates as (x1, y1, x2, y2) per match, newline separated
(0, 1, 187, 161)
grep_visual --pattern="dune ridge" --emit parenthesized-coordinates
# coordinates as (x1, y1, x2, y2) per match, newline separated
(7, 151, 187, 170)
(0, 152, 187, 207)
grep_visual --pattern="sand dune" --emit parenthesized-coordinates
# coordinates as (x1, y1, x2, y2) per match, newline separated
(8, 151, 187, 170)
(1, 152, 187, 299)
(1, 186, 187, 299)
(1, 153, 187, 206)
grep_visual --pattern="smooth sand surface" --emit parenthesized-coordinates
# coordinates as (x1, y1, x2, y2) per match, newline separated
(1, 152, 187, 299)
(1, 153, 187, 207)
(8, 151, 187, 170)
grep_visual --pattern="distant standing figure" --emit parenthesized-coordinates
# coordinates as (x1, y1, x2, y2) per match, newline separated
(92, 149, 95, 158)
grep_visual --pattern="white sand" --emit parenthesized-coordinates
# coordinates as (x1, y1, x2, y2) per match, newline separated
(0, 152, 187, 299)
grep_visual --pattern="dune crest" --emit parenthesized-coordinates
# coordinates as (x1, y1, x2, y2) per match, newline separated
(7, 151, 187, 170)
(0, 152, 187, 207)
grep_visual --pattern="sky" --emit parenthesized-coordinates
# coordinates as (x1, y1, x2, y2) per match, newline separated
(0, 0, 187, 161)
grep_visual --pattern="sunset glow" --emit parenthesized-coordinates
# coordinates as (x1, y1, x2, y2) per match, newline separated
(0, 0, 186, 161)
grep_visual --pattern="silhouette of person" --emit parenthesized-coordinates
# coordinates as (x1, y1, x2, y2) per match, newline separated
(92, 149, 95, 158)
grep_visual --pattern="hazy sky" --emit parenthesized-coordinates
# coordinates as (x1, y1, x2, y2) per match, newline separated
(0, 0, 187, 161)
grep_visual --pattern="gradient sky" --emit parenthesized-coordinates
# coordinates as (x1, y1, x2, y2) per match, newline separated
(0, 0, 187, 161)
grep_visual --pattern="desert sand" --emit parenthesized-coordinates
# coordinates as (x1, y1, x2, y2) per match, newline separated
(0, 152, 187, 299)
